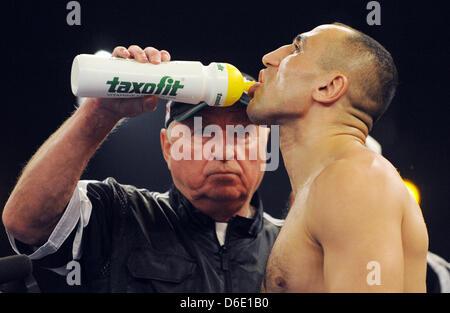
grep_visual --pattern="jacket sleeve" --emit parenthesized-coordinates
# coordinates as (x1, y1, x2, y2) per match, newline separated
(6, 177, 120, 274)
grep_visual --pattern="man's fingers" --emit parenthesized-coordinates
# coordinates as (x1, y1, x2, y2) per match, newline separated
(112, 45, 170, 65)
(128, 45, 148, 63)
(112, 46, 130, 58)
(144, 47, 162, 64)
(161, 50, 171, 62)
(144, 47, 171, 64)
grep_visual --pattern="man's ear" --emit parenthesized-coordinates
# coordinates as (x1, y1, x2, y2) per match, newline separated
(160, 128, 171, 170)
(312, 73, 349, 104)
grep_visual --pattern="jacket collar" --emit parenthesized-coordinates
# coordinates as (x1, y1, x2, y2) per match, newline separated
(168, 185, 264, 240)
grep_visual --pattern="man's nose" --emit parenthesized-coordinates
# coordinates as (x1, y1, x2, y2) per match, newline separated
(262, 44, 291, 68)
(211, 138, 237, 161)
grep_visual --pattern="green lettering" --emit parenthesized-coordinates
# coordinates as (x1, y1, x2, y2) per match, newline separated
(169, 80, 184, 96)
(162, 78, 173, 95)
(106, 77, 120, 92)
(142, 83, 156, 94)
(214, 93, 222, 106)
(155, 76, 170, 94)
(117, 81, 131, 93)
(106, 76, 183, 96)
(130, 82, 144, 93)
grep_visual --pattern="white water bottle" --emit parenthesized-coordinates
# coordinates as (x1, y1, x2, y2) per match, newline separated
(70, 54, 255, 107)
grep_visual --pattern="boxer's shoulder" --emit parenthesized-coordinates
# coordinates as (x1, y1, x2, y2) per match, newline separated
(306, 153, 406, 243)
(315, 148, 402, 191)
(308, 149, 406, 219)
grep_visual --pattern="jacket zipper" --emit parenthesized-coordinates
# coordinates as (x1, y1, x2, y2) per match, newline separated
(219, 245, 232, 292)
(217, 221, 233, 292)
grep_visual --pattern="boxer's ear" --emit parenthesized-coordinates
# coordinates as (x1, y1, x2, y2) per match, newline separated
(160, 128, 172, 169)
(312, 73, 348, 104)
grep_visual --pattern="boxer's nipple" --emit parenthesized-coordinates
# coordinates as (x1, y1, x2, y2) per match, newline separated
(275, 276, 287, 288)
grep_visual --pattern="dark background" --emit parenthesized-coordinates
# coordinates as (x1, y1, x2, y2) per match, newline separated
(1, 0, 448, 284)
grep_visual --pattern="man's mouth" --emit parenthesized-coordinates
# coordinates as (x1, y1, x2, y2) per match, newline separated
(247, 70, 264, 98)
(247, 82, 261, 98)
(207, 171, 240, 177)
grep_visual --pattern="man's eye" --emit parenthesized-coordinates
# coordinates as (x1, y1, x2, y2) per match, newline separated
(294, 43, 301, 53)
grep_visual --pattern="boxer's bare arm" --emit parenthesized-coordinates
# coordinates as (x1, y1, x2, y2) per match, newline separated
(306, 158, 407, 292)
(2, 46, 170, 246)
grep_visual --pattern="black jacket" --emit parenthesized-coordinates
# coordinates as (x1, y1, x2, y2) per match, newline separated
(27, 178, 282, 292)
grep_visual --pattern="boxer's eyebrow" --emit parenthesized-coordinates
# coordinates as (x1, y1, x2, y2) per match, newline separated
(293, 34, 306, 48)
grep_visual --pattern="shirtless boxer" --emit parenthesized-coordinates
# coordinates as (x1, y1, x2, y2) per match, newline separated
(247, 23, 429, 292)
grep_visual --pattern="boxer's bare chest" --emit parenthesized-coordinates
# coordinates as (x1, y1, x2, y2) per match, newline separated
(262, 184, 326, 292)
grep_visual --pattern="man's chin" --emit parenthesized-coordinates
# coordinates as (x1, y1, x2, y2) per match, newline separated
(196, 183, 248, 205)
(247, 99, 276, 125)
(205, 187, 246, 202)
(189, 186, 250, 220)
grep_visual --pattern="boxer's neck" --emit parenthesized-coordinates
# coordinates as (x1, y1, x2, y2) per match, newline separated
(279, 103, 367, 193)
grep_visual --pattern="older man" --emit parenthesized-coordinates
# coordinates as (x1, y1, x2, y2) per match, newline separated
(2, 46, 282, 292)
